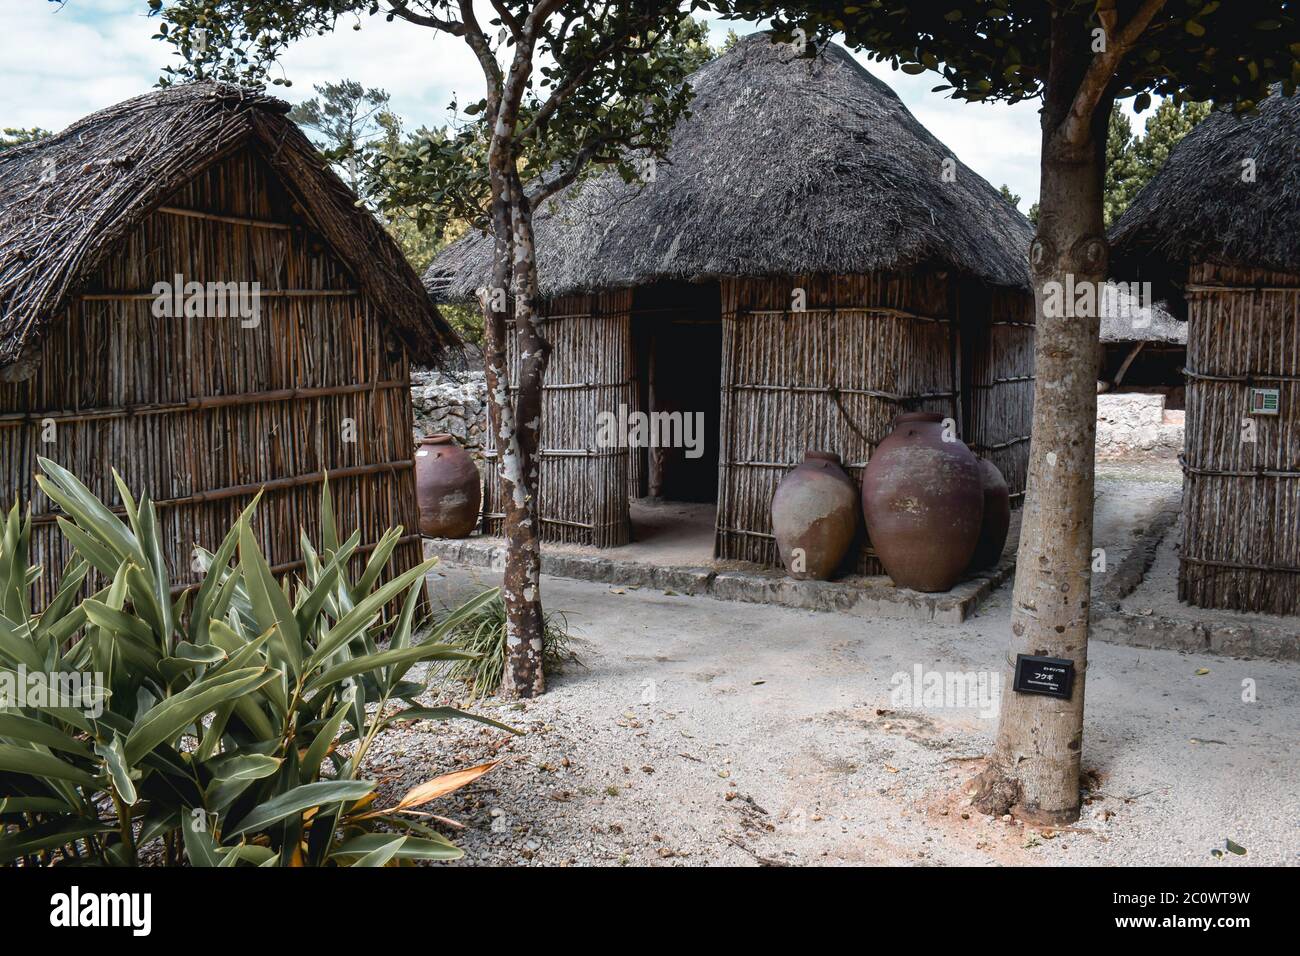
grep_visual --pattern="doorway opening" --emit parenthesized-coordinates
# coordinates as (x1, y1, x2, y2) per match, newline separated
(629, 281, 723, 560)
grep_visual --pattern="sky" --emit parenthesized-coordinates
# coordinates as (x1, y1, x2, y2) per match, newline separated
(4, 0, 1131, 215)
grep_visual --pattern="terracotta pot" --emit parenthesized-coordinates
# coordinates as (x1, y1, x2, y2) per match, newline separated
(414, 434, 481, 539)
(861, 412, 982, 592)
(770, 450, 859, 580)
(968, 451, 1011, 571)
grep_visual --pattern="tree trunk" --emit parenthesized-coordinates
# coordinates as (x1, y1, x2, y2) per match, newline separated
(497, 171, 549, 698)
(973, 31, 1113, 824)
(479, 160, 548, 699)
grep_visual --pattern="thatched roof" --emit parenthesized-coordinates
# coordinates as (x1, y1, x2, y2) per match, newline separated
(0, 83, 455, 371)
(427, 32, 1033, 301)
(1110, 88, 1300, 278)
(1098, 284, 1185, 345)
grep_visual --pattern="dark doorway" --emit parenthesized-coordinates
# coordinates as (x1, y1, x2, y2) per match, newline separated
(631, 281, 722, 503)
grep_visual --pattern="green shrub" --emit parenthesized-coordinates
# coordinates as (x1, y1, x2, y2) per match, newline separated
(0, 458, 514, 866)
(438, 590, 577, 697)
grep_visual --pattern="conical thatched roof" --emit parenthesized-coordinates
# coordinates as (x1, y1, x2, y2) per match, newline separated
(427, 32, 1033, 301)
(1110, 88, 1300, 278)
(0, 83, 455, 371)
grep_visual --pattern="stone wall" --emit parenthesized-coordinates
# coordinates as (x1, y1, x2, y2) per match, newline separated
(1096, 392, 1183, 459)
(411, 368, 488, 461)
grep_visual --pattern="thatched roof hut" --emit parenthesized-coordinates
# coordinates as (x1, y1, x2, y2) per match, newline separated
(428, 34, 1036, 582)
(1096, 284, 1185, 398)
(1, 83, 454, 373)
(1110, 89, 1300, 285)
(431, 34, 1032, 299)
(1111, 88, 1300, 616)
(0, 83, 453, 605)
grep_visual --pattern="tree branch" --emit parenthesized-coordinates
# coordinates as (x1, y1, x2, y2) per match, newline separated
(488, 0, 522, 37)
(385, 0, 464, 33)
(1056, 0, 1167, 148)
(458, 0, 503, 89)
(517, 6, 673, 145)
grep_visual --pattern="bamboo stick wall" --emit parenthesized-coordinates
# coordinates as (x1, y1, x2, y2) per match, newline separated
(481, 290, 634, 546)
(965, 285, 1036, 500)
(715, 272, 959, 572)
(1180, 260, 1300, 616)
(0, 146, 422, 607)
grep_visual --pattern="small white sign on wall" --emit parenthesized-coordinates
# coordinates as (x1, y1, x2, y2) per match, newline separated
(1249, 387, 1281, 416)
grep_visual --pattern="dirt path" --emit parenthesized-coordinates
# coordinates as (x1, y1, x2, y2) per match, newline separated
(370, 554, 1298, 867)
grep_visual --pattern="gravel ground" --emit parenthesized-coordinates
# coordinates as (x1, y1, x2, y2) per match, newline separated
(362, 558, 1299, 867)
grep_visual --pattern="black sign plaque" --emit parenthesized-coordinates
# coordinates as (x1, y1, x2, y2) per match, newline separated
(1012, 654, 1075, 700)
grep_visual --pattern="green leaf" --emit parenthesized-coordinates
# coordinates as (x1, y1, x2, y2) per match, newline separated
(82, 598, 158, 644)
(0, 714, 93, 758)
(0, 818, 110, 864)
(385, 705, 522, 736)
(182, 810, 221, 867)
(36, 459, 143, 566)
(319, 475, 339, 555)
(172, 641, 228, 664)
(306, 642, 474, 695)
(224, 779, 375, 837)
(332, 832, 462, 863)
(300, 699, 352, 783)
(305, 558, 439, 670)
(190, 494, 261, 642)
(124, 666, 275, 765)
(351, 527, 402, 600)
(0, 796, 73, 815)
(95, 734, 138, 805)
(0, 743, 96, 786)
(216, 843, 277, 867)
(239, 520, 302, 678)
(205, 754, 281, 812)
(350, 835, 407, 867)
(0, 618, 44, 670)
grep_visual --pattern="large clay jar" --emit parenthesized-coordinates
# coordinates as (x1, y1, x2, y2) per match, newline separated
(861, 412, 982, 592)
(414, 434, 481, 539)
(968, 451, 1011, 571)
(770, 450, 859, 580)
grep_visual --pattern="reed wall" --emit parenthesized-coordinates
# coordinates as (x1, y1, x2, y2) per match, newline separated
(0, 146, 422, 607)
(481, 290, 634, 546)
(715, 272, 959, 571)
(964, 285, 1036, 500)
(1180, 261, 1300, 615)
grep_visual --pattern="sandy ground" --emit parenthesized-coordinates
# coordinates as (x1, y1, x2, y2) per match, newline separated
(1092, 458, 1183, 598)
(370, 589, 1297, 865)
(363, 459, 1297, 867)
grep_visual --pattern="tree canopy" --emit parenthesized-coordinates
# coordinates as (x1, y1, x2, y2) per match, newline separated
(721, 1, 1297, 112)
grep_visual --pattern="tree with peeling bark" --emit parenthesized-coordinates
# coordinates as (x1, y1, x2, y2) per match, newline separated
(720, 0, 1298, 823)
(152, 0, 702, 697)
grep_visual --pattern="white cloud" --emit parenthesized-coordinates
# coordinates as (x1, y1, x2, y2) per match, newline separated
(5, 1, 1056, 210)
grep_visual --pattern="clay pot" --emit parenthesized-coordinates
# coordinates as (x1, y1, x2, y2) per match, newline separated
(414, 434, 481, 539)
(770, 450, 859, 580)
(968, 451, 1011, 571)
(861, 412, 982, 592)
